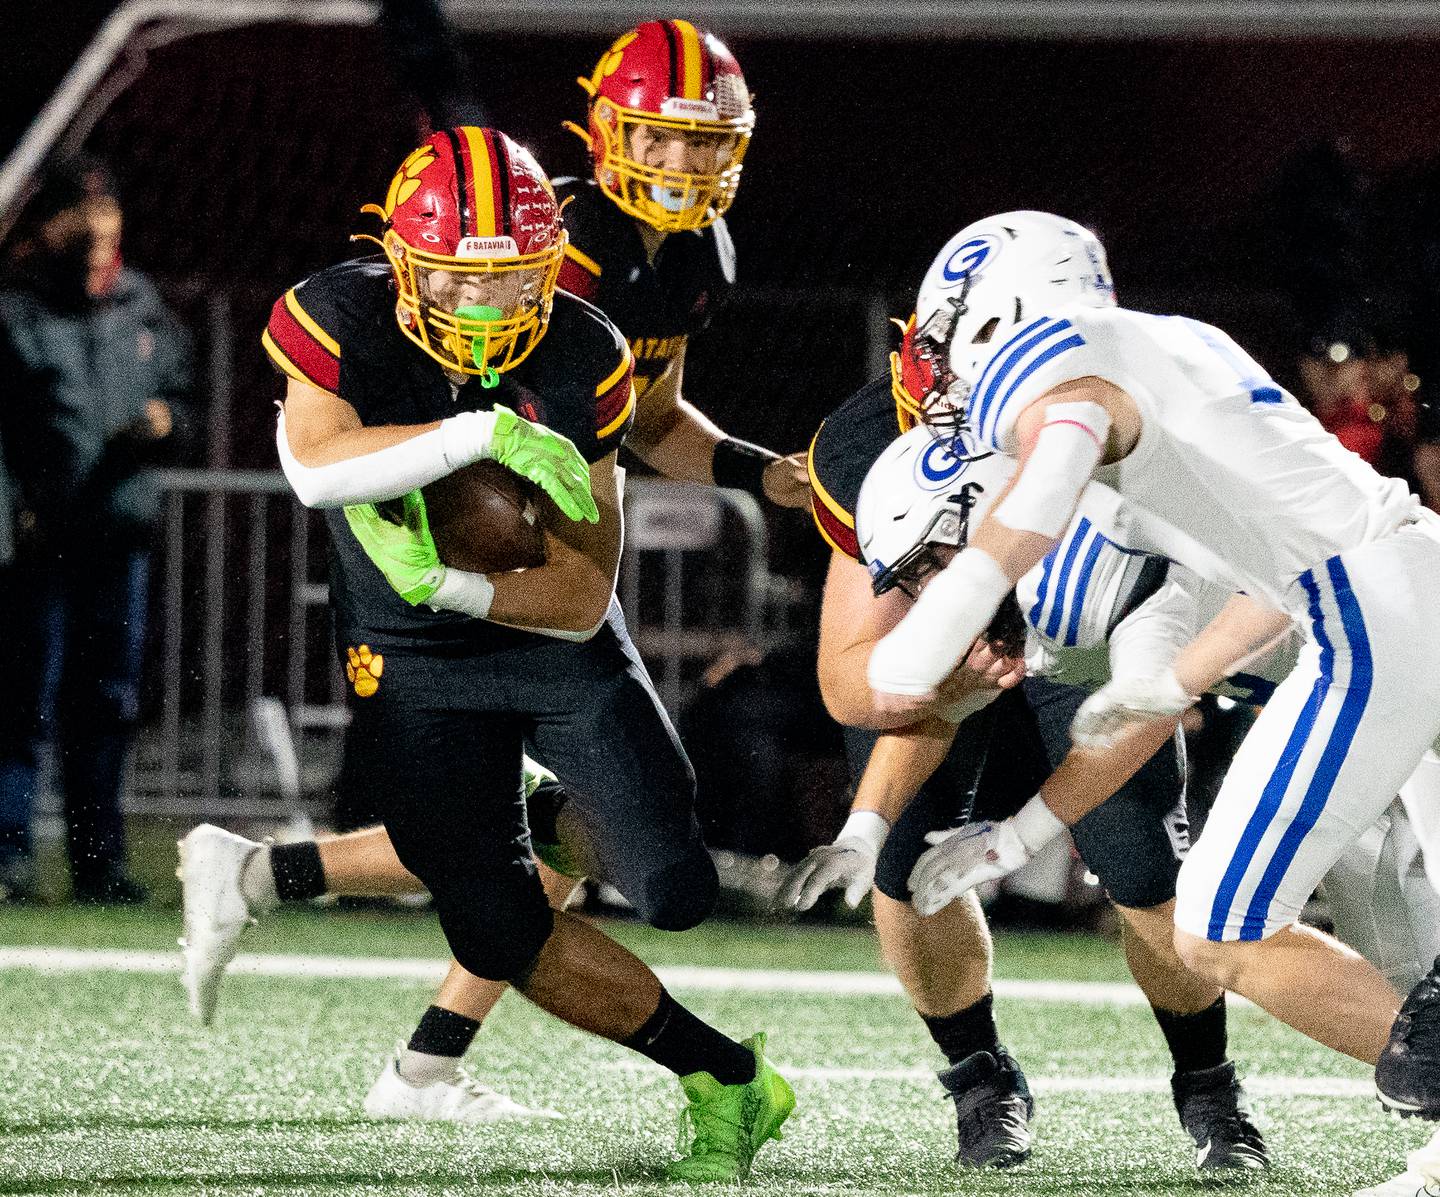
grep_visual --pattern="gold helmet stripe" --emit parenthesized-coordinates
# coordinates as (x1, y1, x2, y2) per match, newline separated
(460, 126, 498, 238)
(671, 19, 705, 100)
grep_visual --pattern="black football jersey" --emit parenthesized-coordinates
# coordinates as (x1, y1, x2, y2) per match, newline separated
(553, 177, 734, 403)
(806, 374, 917, 562)
(263, 255, 634, 651)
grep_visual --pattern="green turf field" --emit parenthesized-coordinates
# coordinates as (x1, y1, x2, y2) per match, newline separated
(0, 905, 1414, 1195)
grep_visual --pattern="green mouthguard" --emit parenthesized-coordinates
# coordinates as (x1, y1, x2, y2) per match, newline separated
(455, 304, 503, 388)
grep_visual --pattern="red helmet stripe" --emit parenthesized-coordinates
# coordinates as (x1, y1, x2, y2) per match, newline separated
(442, 128, 474, 238)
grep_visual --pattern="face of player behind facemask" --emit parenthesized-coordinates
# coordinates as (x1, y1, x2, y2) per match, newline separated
(628, 124, 739, 213)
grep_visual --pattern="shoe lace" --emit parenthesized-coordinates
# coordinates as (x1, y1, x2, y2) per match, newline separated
(451, 1070, 507, 1110)
(675, 1092, 746, 1161)
(950, 1088, 1027, 1149)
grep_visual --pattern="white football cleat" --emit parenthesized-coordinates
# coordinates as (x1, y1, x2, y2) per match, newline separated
(1353, 1171, 1440, 1196)
(363, 1055, 562, 1123)
(178, 823, 260, 1025)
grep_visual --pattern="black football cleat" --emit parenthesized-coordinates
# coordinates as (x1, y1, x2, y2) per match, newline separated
(1172, 1062, 1269, 1174)
(1378, 959, 1440, 1120)
(938, 1048, 1034, 1168)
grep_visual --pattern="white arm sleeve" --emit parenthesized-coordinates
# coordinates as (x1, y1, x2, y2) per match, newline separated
(992, 400, 1109, 538)
(276, 408, 498, 508)
(867, 548, 1012, 695)
(1107, 578, 1201, 684)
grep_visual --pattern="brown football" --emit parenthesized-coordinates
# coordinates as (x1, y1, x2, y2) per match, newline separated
(423, 460, 547, 574)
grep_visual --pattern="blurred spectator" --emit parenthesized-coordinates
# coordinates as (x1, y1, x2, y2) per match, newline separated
(1296, 324, 1429, 502)
(0, 155, 192, 903)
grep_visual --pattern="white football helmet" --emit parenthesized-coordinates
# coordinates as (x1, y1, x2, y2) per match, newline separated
(907, 211, 1115, 427)
(856, 426, 1016, 598)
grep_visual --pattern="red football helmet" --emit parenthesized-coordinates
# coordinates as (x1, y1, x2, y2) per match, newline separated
(890, 314, 948, 433)
(359, 127, 566, 380)
(567, 20, 755, 233)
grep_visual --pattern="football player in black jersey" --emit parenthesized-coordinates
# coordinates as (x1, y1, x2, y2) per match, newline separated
(554, 19, 808, 507)
(180, 127, 792, 1181)
(790, 318, 1266, 1172)
(180, 19, 813, 1127)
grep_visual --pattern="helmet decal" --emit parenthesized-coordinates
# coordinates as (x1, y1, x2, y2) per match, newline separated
(939, 235, 1001, 287)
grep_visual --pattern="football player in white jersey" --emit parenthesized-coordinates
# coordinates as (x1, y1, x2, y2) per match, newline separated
(862, 212, 1440, 1135)
(852, 425, 1436, 988)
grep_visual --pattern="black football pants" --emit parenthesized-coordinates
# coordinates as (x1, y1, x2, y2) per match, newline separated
(340, 607, 712, 982)
(861, 676, 1188, 911)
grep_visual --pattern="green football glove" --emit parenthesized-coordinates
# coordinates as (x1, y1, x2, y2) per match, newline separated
(489, 403, 599, 524)
(343, 491, 444, 605)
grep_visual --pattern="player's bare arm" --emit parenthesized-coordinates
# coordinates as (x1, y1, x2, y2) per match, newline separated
(278, 376, 596, 522)
(1071, 593, 1293, 749)
(1170, 592, 1295, 698)
(867, 380, 1139, 722)
(625, 344, 809, 507)
(281, 378, 439, 470)
(818, 550, 1020, 730)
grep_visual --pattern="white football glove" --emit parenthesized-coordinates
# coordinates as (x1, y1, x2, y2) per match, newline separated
(1070, 669, 1196, 750)
(778, 811, 888, 911)
(907, 796, 1066, 918)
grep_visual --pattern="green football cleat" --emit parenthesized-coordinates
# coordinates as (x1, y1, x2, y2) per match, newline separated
(666, 1032, 795, 1183)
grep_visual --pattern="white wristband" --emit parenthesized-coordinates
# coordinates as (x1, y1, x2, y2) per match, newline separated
(428, 567, 495, 618)
(438, 409, 499, 468)
(839, 810, 890, 856)
(1013, 794, 1068, 853)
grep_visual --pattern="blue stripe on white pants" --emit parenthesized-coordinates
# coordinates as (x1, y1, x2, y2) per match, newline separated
(1239, 558, 1373, 939)
(1204, 568, 1334, 940)
(1181, 523, 1440, 943)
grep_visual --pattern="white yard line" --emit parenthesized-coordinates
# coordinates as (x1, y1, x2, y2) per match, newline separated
(599, 1059, 1371, 1097)
(0, 946, 1154, 1005)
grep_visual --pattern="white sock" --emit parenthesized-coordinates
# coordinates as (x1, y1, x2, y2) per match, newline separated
(398, 1048, 461, 1087)
(238, 844, 279, 914)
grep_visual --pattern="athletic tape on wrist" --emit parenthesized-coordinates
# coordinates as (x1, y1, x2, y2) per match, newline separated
(428, 567, 495, 618)
(839, 810, 890, 856)
(1013, 794, 1068, 852)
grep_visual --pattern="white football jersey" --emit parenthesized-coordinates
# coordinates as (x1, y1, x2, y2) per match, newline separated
(972, 306, 1419, 606)
(1018, 487, 1302, 702)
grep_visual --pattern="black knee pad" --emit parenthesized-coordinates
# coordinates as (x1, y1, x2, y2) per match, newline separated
(433, 891, 555, 983)
(634, 849, 718, 931)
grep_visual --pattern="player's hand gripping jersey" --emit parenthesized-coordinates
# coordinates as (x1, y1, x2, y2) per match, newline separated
(264, 258, 634, 650)
(554, 178, 733, 403)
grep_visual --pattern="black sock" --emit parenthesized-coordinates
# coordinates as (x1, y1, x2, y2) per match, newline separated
(407, 1005, 481, 1058)
(622, 989, 756, 1085)
(1153, 995, 1228, 1075)
(270, 841, 327, 902)
(921, 993, 1002, 1066)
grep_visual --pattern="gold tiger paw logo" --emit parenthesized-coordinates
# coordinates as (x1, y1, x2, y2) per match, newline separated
(345, 644, 384, 698)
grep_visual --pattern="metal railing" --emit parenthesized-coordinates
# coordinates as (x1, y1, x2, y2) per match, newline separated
(129, 469, 778, 817)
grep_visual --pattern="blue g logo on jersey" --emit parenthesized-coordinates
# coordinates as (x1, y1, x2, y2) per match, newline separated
(940, 235, 1000, 288)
